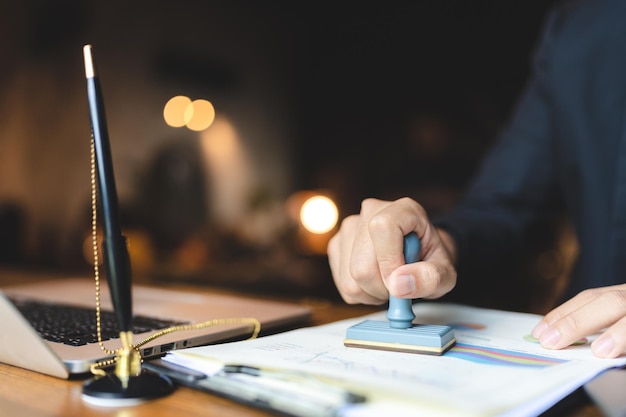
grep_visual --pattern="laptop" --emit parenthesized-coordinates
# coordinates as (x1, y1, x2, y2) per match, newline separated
(0, 277, 311, 379)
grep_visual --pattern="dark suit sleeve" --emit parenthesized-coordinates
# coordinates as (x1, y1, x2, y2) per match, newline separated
(433, 7, 566, 304)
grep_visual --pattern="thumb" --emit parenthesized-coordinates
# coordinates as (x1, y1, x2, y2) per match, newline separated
(386, 245, 455, 299)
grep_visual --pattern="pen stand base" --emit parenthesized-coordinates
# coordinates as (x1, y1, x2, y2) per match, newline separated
(82, 370, 175, 406)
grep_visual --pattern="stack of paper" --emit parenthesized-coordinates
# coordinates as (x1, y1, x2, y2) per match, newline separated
(163, 303, 626, 416)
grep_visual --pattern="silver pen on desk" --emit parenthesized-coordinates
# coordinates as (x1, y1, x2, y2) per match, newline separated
(222, 364, 365, 405)
(206, 365, 365, 417)
(147, 359, 366, 417)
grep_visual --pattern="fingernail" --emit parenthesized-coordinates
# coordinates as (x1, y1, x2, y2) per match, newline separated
(592, 335, 615, 358)
(389, 274, 416, 296)
(539, 328, 560, 349)
(532, 322, 548, 338)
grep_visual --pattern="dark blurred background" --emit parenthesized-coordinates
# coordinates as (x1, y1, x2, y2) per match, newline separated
(0, 1, 567, 307)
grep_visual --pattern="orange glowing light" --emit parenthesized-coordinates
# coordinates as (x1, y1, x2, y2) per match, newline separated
(300, 195, 338, 234)
(186, 99, 215, 131)
(163, 95, 192, 127)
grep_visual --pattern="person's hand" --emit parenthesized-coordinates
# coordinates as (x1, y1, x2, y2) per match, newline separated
(327, 197, 457, 305)
(532, 284, 626, 358)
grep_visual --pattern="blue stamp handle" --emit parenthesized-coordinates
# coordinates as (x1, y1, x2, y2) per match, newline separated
(386, 233, 419, 329)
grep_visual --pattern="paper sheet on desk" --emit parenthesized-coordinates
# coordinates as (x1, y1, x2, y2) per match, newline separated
(164, 303, 626, 417)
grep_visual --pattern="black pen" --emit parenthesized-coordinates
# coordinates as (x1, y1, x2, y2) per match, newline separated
(83, 45, 133, 345)
(81, 45, 175, 401)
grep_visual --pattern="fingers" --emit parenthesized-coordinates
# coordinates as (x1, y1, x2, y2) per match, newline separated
(366, 198, 456, 299)
(328, 214, 387, 305)
(532, 285, 626, 358)
(327, 197, 457, 304)
(387, 237, 457, 299)
(592, 315, 626, 358)
(366, 197, 429, 282)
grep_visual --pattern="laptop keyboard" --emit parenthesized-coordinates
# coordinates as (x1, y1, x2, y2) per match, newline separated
(10, 297, 188, 346)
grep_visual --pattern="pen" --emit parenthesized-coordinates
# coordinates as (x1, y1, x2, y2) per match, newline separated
(81, 45, 175, 401)
(148, 359, 366, 417)
(206, 367, 364, 417)
(83, 45, 133, 336)
(222, 365, 365, 404)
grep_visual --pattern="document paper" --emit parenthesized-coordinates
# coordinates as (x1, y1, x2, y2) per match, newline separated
(164, 303, 626, 416)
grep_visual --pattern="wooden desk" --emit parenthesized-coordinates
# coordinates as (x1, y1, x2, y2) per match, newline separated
(0, 270, 601, 417)
(0, 301, 384, 417)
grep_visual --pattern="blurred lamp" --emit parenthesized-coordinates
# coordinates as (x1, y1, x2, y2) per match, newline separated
(163, 96, 215, 131)
(186, 99, 215, 131)
(300, 195, 338, 234)
(163, 95, 192, 127)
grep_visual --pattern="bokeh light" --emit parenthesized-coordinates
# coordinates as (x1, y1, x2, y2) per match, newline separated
(163, 95, 192, 127)
(186, 99, 216, 131)
(300, 195, 338, 234)
(163, 96, 216, 131)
